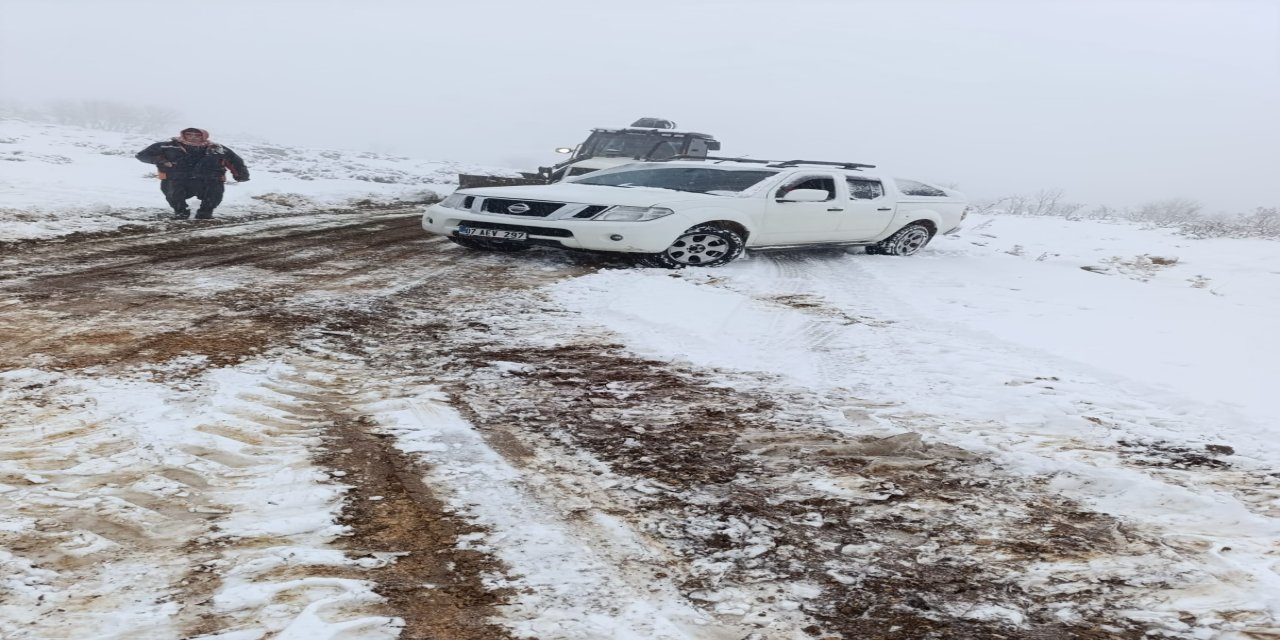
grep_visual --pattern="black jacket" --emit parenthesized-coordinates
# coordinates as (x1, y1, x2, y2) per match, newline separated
(136, 140, 249, 181)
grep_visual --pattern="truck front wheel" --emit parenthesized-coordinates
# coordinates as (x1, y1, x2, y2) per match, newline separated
(639, 224, 745, 268)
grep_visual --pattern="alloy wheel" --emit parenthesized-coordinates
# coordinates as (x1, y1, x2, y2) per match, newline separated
(665, 232, 730, 265)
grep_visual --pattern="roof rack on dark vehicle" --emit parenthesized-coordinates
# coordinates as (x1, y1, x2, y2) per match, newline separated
(630, 117, 677, 129)
(662, 155, 875, 170)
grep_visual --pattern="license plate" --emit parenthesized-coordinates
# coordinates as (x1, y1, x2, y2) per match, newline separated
(458, 226, 527, 241)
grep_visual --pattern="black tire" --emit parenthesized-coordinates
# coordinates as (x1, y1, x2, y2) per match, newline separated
(867, 223, 933, 256)
(639, 224, 745, 268)
(448, 235, 531, 252)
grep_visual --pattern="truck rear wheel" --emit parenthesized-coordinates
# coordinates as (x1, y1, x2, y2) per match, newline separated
(866, 223, 932, 256)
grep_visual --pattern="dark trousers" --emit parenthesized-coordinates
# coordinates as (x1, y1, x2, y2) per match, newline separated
(161, 179, 225, 216)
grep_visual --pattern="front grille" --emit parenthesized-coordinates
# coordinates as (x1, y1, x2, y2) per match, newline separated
(459, 220, 573, 238)
(481, 198, 563, 217)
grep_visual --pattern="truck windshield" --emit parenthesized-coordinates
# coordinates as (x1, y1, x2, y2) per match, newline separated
(575, 167, 780, 194)
(582, 133, 685, 159)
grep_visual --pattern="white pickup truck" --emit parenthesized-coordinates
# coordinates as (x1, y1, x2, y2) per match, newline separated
(423, 159, 967, 267)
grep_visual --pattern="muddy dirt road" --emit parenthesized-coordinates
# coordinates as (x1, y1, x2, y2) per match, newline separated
(0, 210, 1267, 639)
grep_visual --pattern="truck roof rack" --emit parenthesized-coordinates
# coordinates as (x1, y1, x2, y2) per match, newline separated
(659, 156, 876, 170)
(663, 155, 773, 164)
(766, 159, 876, 170)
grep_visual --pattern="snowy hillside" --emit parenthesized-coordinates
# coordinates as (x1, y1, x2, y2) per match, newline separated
(0, 119, 513, 241)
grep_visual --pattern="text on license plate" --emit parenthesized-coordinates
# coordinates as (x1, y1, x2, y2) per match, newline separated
(458, 226, 527, 240)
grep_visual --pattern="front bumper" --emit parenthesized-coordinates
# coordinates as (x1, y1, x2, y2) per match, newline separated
(421, 204, 685, 254)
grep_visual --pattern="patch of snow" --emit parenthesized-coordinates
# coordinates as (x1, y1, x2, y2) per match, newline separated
(0, 118, 515, 241)
(547, 216, 1280, 630)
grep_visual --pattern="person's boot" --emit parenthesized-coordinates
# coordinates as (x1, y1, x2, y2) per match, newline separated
(194, 208, 214, 220)
(171, 208, 190, 220)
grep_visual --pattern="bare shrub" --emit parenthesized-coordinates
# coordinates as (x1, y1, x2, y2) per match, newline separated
(965, 198, 1005, 216)
(975, 189, 1277, 240)
(1241, 206, 1280, 237)
(1132, 198, 1202, 226)
(973, 189, 1083, 217)
(1079, 204, 1119, 220)
(1180, 207, 1280, 239)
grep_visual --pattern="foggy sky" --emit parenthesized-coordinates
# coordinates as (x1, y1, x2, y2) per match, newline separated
(3, 0, 1278, 211)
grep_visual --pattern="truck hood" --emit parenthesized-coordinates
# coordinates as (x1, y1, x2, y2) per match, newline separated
(457, 182, 728, 208)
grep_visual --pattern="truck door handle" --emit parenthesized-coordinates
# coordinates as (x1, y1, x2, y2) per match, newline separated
(827, 208, 844, 212)
(877, 207, 892, 211)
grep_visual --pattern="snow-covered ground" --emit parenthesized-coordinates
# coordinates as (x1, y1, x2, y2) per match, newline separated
(0, 118, 504, 240)
(553, 215, 1280, 428)
(1, 121, 1277, 638)
(548, 220, 1280, 631)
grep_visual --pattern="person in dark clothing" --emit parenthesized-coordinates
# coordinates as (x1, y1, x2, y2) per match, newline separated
(136, 128, 249, 219)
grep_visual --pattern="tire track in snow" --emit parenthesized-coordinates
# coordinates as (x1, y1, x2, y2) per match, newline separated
(0, 213, 442, 372)
(0, 205, 423, 282)
(697, 251, 1280, 633)
(330, 266, 1194, 639)
(0, 362, 399, 639)
(274, 346, 518, 640)
(0, 212, 515, 638)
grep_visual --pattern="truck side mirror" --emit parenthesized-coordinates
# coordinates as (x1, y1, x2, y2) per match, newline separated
(707, 141, 721, 151)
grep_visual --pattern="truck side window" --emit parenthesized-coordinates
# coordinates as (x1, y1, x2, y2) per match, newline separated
(895, 178, 948, 197)
(846, 178, 884, 200)
(776, 176, 836, 201)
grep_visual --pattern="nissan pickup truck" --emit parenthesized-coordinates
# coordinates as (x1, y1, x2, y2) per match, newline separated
(424, 158, 966, 267)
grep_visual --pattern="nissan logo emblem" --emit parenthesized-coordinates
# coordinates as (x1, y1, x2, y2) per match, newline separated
(507, 203, 531, 214)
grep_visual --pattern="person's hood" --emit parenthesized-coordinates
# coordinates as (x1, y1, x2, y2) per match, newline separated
(174, 128, 211, 146)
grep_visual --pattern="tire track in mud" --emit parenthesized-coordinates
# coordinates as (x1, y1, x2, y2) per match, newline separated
(441, 351, 1151, 639)
(168, 350, 519, 640)
(318, 411, 516, 640)
(0, 361, 394, 639)
(0, 212, 441, 372)
(698, 253, 1280, 636)
(0, 214, 558, 638)
(316, 265, 1183, 639)
(3, 217, 1248, 638)
(8, 211, 423, 286)
(0, 202, 424, 276)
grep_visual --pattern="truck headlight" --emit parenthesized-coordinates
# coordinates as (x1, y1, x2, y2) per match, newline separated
(595, 206, 675, 222)
(440, 193, 469, 209)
